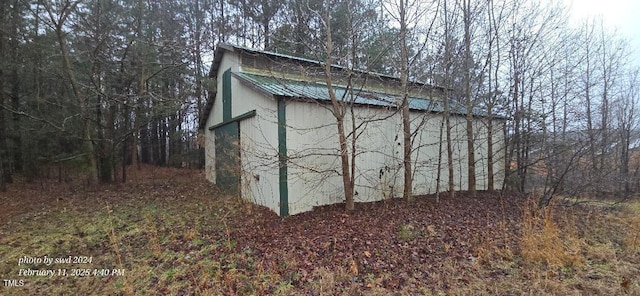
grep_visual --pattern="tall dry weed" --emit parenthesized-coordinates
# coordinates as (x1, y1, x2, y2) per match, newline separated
(520, 197, 584, 269)
(623, 200, 640, 255)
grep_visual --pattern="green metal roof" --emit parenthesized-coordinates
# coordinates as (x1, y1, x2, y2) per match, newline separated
(234, 72, 487, 116)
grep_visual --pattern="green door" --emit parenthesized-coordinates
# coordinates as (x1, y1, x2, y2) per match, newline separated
(214, 122, 240, 195)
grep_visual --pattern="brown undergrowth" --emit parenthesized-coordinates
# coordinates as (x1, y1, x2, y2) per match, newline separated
(515, 196, 640, 295)
(520, 198, 585, 269)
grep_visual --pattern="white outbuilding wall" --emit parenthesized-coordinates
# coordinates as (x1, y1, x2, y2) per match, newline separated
(204, 45, 505, 216)
(283, 99, 505, 215)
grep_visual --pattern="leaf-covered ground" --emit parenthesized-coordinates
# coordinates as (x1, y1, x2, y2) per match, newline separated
(231, 191, 522, 292)
(1, 166, 639, 295)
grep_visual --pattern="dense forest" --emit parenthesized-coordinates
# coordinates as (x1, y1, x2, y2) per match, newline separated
(1, 0, 638, 202)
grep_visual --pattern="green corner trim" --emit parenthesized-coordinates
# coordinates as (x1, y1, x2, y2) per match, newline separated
(222, 69, 232, 121)
(277, 97, 289, 216)
(208, 110, 256, 131)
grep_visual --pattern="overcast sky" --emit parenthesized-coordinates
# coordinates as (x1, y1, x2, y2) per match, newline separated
(563, 0, 640, 64)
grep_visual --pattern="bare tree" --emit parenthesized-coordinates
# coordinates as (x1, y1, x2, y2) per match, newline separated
(462, 0, 476, 196)
(616, 70, 639, 197)
(442, 0, 456, 198)
(398, 0, 414, 202)
(484, 0, 504, 191)
(319, 0, 355, 211)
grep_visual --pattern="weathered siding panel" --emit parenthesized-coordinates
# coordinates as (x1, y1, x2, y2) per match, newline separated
(350, 108, 403, 202)
(285, 101, 344, 214)
(236, 83, 280, 213)
(410, 112, 447, 195)
(285, 102, 411, 214)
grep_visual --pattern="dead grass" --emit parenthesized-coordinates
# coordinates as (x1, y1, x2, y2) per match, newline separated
(622, 201, 640, 255)
(510, 197, 640, 296)
(520, 198, 585, 269)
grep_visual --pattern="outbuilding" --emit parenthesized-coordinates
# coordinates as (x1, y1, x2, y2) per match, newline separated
(199, 44, 505, 216)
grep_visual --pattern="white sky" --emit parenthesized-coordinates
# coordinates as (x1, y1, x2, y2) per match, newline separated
(563, 0, 640, 63)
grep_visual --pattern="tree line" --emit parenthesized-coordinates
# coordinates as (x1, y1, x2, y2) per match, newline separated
(1, 0, 638, 205)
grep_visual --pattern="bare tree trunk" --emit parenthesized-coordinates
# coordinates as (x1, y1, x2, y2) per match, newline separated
(463, 0, 476, 196)
(618, 71, 638, 197)
(435, 116, 444, 201)
(509, 30, 526, 193)
(486, 0, 497, 192)
(599, 24, 608, 178)
(160, 118, 167, 166)
(131, 0, 145, 170)
(122, 102, 130, 183)
(583, 22, 597, 179)
(90, 1, 114, 182)
(399, 0, 413, 202)
(0, 158, 5, 192)
(620, 127, 630, 196)
(512, 60, 522, 192)
(9, 0, 21, 173)
(132, 75, 144, 170)
(96, 84, 107, 180)
(443, 0, 455, 198)
(193, 0, 205, 139)
(322, 2, 354, 211)
(487, 112, 494, 191)
(106, 103, 115, 181)
(522, 77, 534, 192)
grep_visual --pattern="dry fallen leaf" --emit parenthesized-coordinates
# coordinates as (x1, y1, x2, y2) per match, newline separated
(349, 259, 359, 275)
(621, 278, 630, 293)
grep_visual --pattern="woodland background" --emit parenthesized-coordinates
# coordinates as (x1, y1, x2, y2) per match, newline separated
(1, 0, 639, 202)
